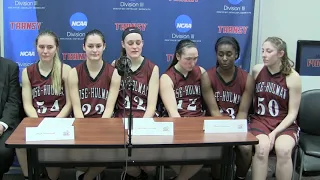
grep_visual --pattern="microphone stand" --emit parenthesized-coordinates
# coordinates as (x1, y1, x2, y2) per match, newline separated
(125, 73, 134, 157)
(116, 55, 134, 157)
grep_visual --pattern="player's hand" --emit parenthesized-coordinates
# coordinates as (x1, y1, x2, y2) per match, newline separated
(0, 125, 4, 137)
(268, 131, 276, 151)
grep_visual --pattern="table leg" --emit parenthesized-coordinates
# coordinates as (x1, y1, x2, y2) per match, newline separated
(33, 149, 40, 180)
(230, 146, 236, 180)
(220, 147, 227, 180)
(220, 146, 235, 180)
(225, 146, 235, 180)
(160, 166, 164, 180)
(27, 148, 34, 180)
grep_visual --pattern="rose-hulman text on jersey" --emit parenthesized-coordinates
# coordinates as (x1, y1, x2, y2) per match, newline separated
(32, 85, 64, 98)
(255, 81, 287, 99)
(120, 79, 148, 97)
(175, 85, 201, 98)
(78, 87, 109, 100)
(214, 91, 241, 104)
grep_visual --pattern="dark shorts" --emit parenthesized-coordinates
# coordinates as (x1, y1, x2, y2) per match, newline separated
(249, 119, 299, 143)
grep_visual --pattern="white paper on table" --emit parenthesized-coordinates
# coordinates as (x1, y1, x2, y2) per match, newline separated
(38, 118, 75, 128)
(130, 122, 174, 136)
(203, 119, 247, 133)
(26, 126, 75, 141)
(122, 118, 155, 129)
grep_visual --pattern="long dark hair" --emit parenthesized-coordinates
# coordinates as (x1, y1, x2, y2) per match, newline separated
(214, 36, 240, 67)
(167, 39, 197, 71)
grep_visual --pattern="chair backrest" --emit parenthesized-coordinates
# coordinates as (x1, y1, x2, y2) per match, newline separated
(298, 89, 320, 136)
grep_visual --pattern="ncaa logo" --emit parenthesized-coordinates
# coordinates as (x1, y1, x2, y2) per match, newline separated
(228, 0, 242, 5)
(69, 12, 88, 31)
(175, 15, 192, 33)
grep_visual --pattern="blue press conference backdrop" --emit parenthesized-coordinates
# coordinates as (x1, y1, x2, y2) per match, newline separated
(4, 0, 255, 81)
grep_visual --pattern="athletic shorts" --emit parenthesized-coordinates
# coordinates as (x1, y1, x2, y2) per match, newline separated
(249, 119, 299, 143)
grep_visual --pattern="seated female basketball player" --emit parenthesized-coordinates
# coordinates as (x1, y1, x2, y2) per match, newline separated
(112, 27, 160, 180)
(249, 37, 301, 180)
(68, 29, 121, 180)
(160, 39, 207, 180)
(18, 30, 72, 180)
(201, 36, 254, 180)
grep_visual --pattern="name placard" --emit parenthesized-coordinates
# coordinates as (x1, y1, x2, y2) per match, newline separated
(131, 122, 174, 136)
(26, 126, 75, 141)
(204, 119, 247, 133)
(122, 118, 155, 129)
(38, 118, 75, 128)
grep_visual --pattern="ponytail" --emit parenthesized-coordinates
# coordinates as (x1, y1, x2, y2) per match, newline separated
(51, 51, 62, 95)
(167, 56, 179, 71)
(280, 51, 294, 76)
(121, 47, 126, 57)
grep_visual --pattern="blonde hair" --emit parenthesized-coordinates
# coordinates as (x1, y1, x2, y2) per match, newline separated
(264, 37, 294, 76)
(36, 30, 62, 95)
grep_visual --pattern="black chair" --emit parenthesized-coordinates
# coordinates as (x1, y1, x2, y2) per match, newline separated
(296, 89, 320, 179)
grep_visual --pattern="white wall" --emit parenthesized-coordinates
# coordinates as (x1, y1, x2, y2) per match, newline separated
(251, 0, 320, 92)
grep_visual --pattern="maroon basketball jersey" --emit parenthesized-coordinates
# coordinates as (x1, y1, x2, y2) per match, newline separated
(251, 66, 289, 127)
(165, 66, 203, 117)
(207, 67, 248, 119)
(76, 61, 115, 118)
(115, 59, 155, 118)
(27, 62, 66, 117)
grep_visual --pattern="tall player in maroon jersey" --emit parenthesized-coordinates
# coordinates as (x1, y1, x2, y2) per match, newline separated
(249, 37, 301, 180)
(160, 39, 206, 180)
(112, 27, 159, 180)
(68, 29, 121, 180)
(19, 31, 72, 180)
(202, 36, 254, 180)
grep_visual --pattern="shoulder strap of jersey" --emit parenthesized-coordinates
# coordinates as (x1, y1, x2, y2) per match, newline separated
(27, 63, 36, 82)
(146, 59, 153, 83)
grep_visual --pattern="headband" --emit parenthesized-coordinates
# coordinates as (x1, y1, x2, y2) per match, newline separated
(122, 27, 142, 41)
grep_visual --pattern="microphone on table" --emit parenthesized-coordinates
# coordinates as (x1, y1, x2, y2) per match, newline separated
(115, 55, 134, 157)
(115, 56, 133, 77)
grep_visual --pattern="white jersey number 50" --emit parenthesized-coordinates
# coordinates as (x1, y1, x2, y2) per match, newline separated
(257, 97, 279, 117)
